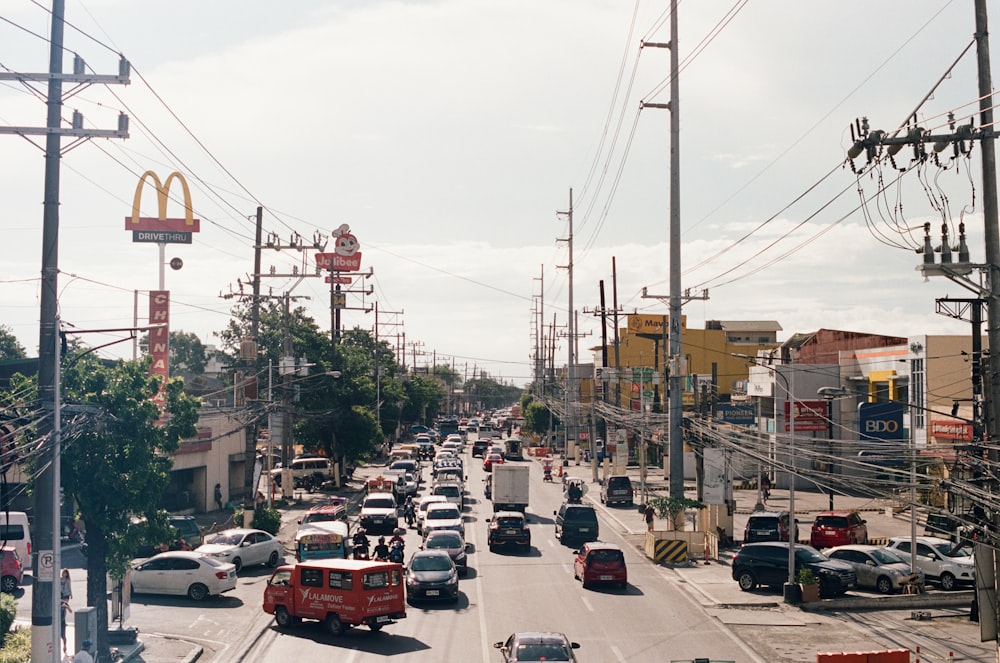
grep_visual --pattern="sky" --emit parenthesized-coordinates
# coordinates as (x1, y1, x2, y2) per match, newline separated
(0, 0, 994, 387)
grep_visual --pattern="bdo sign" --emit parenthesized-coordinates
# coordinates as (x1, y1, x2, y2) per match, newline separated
(858, 402, 904, 441)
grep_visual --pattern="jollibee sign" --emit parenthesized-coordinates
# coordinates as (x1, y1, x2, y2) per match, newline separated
(315, 224, 362, 271)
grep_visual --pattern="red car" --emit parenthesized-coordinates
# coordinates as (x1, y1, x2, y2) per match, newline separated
(572, 541, 627, 589)
(483, 453, 503, 472)
(810, 510, 868, 549)
(0, 546, 23, 593)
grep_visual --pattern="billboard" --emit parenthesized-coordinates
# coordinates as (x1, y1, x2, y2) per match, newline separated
(858, 402, 904, 441)
(125, 171, 200, 243)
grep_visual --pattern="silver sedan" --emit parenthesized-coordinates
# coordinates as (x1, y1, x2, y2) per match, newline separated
(825, 544, 925, 594)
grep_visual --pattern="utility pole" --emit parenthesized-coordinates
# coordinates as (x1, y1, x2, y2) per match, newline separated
(557, 190, 576, 467)
(0, 3, 131, 658)
(640, 0, 684, 499)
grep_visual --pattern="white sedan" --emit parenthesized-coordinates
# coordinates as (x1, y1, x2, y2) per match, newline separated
(130, 551, 237, 601)
(195, 528, 284, 573)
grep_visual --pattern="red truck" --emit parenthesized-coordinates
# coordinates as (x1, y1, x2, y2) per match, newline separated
(263, 559, 406, 635)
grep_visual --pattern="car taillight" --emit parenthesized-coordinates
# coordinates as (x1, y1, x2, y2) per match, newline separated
(216, 571, 228, 579)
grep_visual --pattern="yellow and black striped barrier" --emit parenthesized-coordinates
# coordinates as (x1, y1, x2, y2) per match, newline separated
(653, 539, 688, 564)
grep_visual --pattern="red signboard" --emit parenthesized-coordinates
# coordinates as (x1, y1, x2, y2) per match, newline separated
(930, 419, 973, 441)
(783, 400, 828, 432)
(324, 275, 353, 284)
(148, 291, 170, 407)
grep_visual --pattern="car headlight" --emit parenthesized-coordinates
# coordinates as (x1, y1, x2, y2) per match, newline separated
(448, 571, 458, 584)
(406, 576, 417, 586)
(455, 551, 466, 561)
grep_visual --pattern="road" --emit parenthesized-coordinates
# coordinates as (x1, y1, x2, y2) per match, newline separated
(191, 445, 756, 663)
(25, 438, 990, 662)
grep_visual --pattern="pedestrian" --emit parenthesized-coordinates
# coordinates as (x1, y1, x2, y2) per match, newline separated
(644, 503, 655, 532)
(214, 483, 223, 511)
(760, 473, 772, 501)
(60, 599, 72, 655)
(60, 568, 72, 602)
(73, 639, 95, 663)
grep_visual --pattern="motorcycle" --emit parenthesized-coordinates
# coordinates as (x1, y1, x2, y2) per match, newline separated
(388, 539, 405, 564)
(543, 467, 553, 482)
(403, 503, 416, 528)
(352, 533, 370, 560)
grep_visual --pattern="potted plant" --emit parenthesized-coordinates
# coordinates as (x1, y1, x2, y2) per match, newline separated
(797, 568, 820, 603)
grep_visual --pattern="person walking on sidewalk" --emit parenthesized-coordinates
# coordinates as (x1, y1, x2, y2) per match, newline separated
(60, 599, 72, 655)
(214, 483, 223, 511)
(60, 568, 72, 601)
(644, 504, 655, 532)
(73, 639, 95, 663)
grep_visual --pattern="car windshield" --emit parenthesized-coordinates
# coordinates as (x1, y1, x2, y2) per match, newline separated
(206, 532, 243, 546)
(496, 517, 523, 528)
(427, 508, 460, 520)
(588, 549, 623, 563)
(749, 517, 779, 528)
(515, 643, 572, 661)
(365, 498, 396, 509)
(932, 541, 971, 557)
(303, 513, 340, 523)
(871, 548, 905, 565)
(201, 556, 226, 568)
(435, 486, 460, 497)
(815, 516, 848, 528)
(426, 534, 462, 549)
(411, 555, 453, 572)
(795, 547, 828, 563)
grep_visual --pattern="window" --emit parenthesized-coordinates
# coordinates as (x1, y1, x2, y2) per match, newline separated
(328, 571, 353, 590)
(301, 568, 323, 587)
(269, 570, 291, 587)
(0, 525, 25, 541)
(911, 358, 925, 429)
(363, 571, 389, 589)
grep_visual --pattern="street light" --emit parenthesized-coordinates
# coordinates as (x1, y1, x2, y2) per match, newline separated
(734, 353, 798, 603)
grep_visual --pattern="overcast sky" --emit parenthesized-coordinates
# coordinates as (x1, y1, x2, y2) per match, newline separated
(0, 0, 992, 386)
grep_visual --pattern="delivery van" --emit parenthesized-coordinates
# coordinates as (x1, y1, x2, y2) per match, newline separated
(263, 559, 406, 634)
(0, 512, 31, 569)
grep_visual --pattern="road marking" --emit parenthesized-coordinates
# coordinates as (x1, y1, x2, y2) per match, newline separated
(580, 595, 594, 612)
(610, 644, 626, 661)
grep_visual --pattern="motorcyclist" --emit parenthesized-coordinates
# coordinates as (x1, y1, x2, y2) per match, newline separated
(567, 480, 583, 503)
(373, 536, 390, 561)
(388, 533, 405, 563)
(352, 528, 370, 558)
(403, 496, 416, 526)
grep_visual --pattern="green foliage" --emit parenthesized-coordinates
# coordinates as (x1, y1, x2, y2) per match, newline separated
(0, 326, 26, 361)
(0, 593, 15, 647)
(524, 401, 554, 436)
(797, 568, 817, 585)
(648, 496, 706, 520)
(0, 624, 30, 663)
(251, 505, 282, 535)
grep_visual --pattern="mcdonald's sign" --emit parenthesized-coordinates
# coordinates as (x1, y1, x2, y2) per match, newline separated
(124, 171, 200, 243)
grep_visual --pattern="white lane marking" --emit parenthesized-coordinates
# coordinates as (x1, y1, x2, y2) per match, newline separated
(610, 644, 626, 661)
(580, 594, 594, 613)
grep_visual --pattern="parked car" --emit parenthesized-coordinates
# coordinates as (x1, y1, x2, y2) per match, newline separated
(405, 549, 459, 603)
(130, 550, 237, 600)
(573, 541, 627, 589)
(0, 547, 22, 593)
(810, 510, 869, 548)
(732, 541, 857, 597)
(134, 514, 205, 558)
(885, 535, 975, 590)
(825, 544, 924, 594)
(195, 528, 283, 573)
(359, 492, 399, 534)
(487, 511, 531, 553)
(743, 511, 797, 544)
(599, 475, 634, 507)
(493, 632, 581, 663)
(270, 456, 334, 487)
(422, 529, 469, 575)
(554, 504, 598, 546)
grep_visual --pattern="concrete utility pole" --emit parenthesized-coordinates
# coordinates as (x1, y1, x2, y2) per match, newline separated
(557, 190, 576, 460)
(0, 2, 130, 658)
(640, 0, 684, 499)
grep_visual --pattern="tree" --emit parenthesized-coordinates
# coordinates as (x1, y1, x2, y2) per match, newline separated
(59, 356, 199, 660)
(648, 496, 706, 531)
(0, 326, 26, 361)
(168, 330, 208, 374)
(524, 400, 556, 437)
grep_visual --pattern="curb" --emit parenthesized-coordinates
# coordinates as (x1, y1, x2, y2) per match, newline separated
(799, 590, 975, 612)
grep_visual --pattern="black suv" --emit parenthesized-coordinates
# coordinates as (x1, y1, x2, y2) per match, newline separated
(743, 511, 797, 543)
(554, 503, 598, 545)
(487, 511, 531, 552)
(599, 476, 633, 507)
(472, 440, 490, 458)
(732, 542, 857, 598)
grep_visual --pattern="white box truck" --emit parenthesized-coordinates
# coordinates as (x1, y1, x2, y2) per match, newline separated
(491, 465, 529, 513)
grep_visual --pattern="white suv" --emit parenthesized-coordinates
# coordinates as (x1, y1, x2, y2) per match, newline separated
(885, 535, 975, 590)
(422, 502, 464, 539)
(270, 456, 333, 486)
(359, 492, 399, 535)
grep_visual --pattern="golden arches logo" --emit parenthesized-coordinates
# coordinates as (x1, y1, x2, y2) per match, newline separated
(124, 170, 200, 232)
